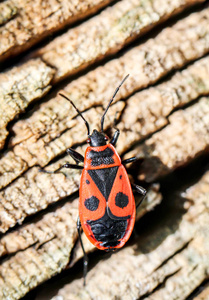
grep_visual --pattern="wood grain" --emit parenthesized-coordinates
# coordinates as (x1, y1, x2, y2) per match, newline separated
(0, 0, 115, 62)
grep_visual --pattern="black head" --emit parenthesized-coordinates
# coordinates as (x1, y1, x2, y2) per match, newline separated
(87, 129, 108, 147)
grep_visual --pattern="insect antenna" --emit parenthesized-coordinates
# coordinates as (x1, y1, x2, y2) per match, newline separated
(100, 74, 129, 132)
(59, 92, 90, 136)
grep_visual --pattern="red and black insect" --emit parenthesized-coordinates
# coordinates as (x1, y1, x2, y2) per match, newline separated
(42, 75, 146, 285)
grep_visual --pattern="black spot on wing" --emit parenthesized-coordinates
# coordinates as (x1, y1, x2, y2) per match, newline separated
(88, 167, 118, 200)
(115, 192, 129, 209)
(84, 196, 99, 211)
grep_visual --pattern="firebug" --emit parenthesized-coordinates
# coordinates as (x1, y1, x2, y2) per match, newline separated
(41, 75, 146, 285)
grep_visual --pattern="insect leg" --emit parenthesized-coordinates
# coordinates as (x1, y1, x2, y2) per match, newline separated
(39, 163, 83, 174)
(77, 216, 88, 286)
(122, 156, 137, 165)
(110, 129, 120, 146)
(66, 148, 84, 164)
(132, 183, 147, 209)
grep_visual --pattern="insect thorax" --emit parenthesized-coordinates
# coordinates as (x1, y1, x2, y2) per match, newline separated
(84, 144, 121, 169)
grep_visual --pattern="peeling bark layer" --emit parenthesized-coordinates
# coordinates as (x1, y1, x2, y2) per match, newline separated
(0, 59, 55, 149)
(125, 97, 209, 182)
(0, 0, 115, 62)
(116, 55, 209, 153)
(36, 0, 204, 82)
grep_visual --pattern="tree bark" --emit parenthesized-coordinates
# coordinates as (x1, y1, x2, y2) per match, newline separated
(0, 0, 115, 62)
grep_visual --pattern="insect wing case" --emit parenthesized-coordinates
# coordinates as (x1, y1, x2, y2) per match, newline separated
(79, 145, 136, 250)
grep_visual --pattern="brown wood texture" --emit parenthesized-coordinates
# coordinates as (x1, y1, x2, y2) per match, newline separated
(125, 97, 209, 182)
(34, 0, 205, 82)
(0, 0, 115, 62)
(0, 0, 209, 299)
(0, 59, 55, 149)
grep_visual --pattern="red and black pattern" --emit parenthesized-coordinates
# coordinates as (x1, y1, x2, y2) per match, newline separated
(79, 145, 135, 250)
(55, 76, 146, 285)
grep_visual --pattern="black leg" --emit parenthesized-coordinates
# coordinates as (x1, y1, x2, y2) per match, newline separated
(66, 148, 84, 164)
(122, 156, 137, 165)
(132, 183, 147, 209)
(77, 217, 88, 286)
(110, 129, 120, 146)
(39, 162, 83, 174)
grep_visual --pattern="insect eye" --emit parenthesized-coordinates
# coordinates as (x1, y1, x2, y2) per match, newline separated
(87, 138, 91, 143)
(104, 135, 108, 141)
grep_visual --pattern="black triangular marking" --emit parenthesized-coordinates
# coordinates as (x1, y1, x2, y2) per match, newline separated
(96, 168, 110, 182)
(88, 167, 118, 200)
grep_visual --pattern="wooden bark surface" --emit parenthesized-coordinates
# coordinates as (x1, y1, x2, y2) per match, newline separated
(35, 0, 204, 82)
(0, 0, 115, 62)
(0, 59, 55, 149)
(125, 97, 209, 182)
(0, 1, 209, 299)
